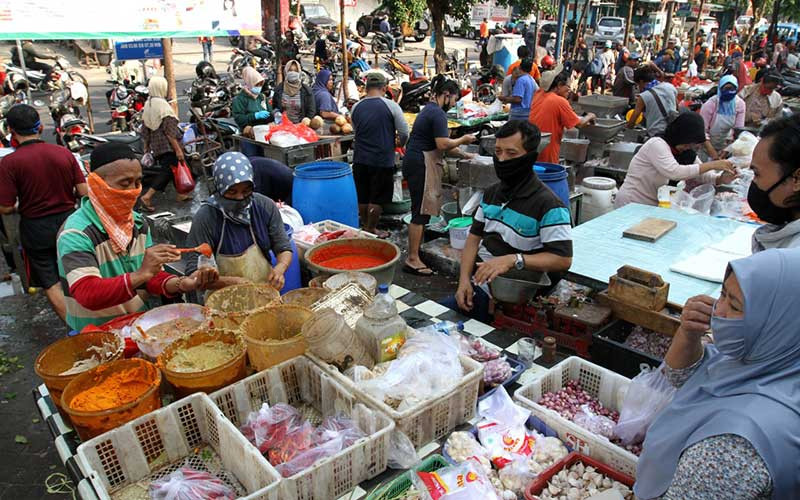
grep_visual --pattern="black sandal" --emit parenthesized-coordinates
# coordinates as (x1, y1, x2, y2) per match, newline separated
(402, 264, 436, 276)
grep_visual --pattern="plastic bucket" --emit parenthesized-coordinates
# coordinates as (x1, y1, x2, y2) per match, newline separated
(440, 201, 460, 223)
(282, 287, 329, 308)
(240, 305, 312, 371)
(271, 224, 302, 295)
(448, 217, 473, 250)
(292, 161, 359, 227)
(205, 283, 281, 331)
(579, 176, 618, 223)
(534, 163, 571, 208)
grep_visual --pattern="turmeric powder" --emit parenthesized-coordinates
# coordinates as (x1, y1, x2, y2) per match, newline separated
(69, 366, 155, 412)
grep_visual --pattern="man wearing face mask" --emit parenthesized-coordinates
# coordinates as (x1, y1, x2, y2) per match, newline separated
(448, 121, 573, 322)
(183, 152, 294, 291)
(56, 143, 218, 332)
(739, 72, 783, 126)
(747, 114, 800, 251)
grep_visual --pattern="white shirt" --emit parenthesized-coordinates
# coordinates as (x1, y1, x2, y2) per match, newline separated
(787, 53, 799, 69)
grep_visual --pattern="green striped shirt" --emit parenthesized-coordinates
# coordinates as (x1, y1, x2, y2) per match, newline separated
(57, 197, 151, 331)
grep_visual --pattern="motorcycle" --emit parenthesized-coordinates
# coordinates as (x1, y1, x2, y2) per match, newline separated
(473, 64, 505, 104)
(0, 94, 18, 147)
(50, 82, 90, 152)
(372, 29, 405, 54)
(384, 56, 431, 112)
(108, 82, 136, 132)
(228, 44, 275, 78)
(75, 131, 145, 157)
(187, 75, 239, 118)
(5, 54, 83, 93)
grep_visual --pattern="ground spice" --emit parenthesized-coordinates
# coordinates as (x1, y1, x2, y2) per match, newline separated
(166, 341, 240, 373)
(69, 367, 153, 412)
(317, 255, 387, 270)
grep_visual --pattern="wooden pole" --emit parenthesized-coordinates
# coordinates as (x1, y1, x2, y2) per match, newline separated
(161, 38, 178, 115)
(276, 0, 284, 82)
(340, 0, 349, 102)
(423, 50, 429, 76)
(625, 0, 635, 44)
(691, 0, 706, 52)
(571, 0, 592, 59)
(663, 1, 675, 45)
(14, 41, 32, 104)
(464, 48, 469, 73)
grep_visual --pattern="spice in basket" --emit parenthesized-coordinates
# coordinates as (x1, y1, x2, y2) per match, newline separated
(166, 341, 241, 373)
(69, 366, 153, 412)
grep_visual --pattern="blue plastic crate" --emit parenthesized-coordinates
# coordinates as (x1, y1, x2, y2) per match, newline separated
(478, 355, 526, 402)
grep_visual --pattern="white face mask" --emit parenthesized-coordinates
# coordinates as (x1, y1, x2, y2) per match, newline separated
(286, 71, 300, 84)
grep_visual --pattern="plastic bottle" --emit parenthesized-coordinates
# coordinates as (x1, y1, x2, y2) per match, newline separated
(657, 185, 671, 209)
(427, 320, 464, 336)
(355, 284, 408, 363)
(273, 111, 282, 125)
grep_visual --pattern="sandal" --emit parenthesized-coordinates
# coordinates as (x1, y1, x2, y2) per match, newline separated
(402, 264, 436, 276)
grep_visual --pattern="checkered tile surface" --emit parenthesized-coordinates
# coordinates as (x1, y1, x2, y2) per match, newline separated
(33, 286, 549, 500)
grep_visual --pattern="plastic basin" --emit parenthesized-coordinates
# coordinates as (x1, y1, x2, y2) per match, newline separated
(205, 283, 281, 331)
(240, 305, 312, 371)
(157, 329, 247, 397)
(61, 358, 161, 440)
(281, 287, 330, 308)
(304, 237, 401, 286)
(35, 332, 124, 413)
(130, 304, 209, 359)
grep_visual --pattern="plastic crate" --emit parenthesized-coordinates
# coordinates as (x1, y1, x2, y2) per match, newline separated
(75, 393, 281, 500)
(478, 355, 525, 402)
(307, 352, 483, 450)
(513, 357, 638, 476)
(365, 454, 450, 500)
(210, 355, 394, 500)
(590, 320, 662, 378)
(494, 311, 593, 358)
(523, 452, 635, 499)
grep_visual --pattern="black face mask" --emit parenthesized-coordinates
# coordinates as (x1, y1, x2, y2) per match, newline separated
(673, 149, 698, 165)
(441, 101, 452, 112)
(493, 151, 538, 188)
(747, 173, 796, 225)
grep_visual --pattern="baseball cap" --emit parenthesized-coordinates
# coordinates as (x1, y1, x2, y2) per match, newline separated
(540, 63, 566, 93)
(365, 72, 387, 86)
(629, 52, 641, 60)
(6, 104, 41, 134)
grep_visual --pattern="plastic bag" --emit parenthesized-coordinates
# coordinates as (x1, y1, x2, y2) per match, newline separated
(673, 182, 715, 215)
(614, 364, 677, 445)
(239, 403, 312, 464)
(573, 404, 616, 439)
(726, 131, 759, 158)
(275, 418, 366, 477)
(263, 122, 319, 144)
(171, 161, 196, 195)
(388, 429, 418, 469)
(411, 461, 502, 500)
(444, 431, 492, 475)
(149, 467, 235, 500)
(477, 387, 534, 468)
(486, 99, 503, 116)
(528, 436, 569, 475)
(498, 454, 537, 495)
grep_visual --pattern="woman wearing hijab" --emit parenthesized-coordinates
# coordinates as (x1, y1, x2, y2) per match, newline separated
(232, 66, 272, 158)
(140, 76, 190, 211)
(183, 152, 293, 291)
(635, 248, 800, 499)
(272, 60, 315, 124)
(615, 112, 736, 208)
(700, 75, 746, 154)
(311, 69, 341, 120)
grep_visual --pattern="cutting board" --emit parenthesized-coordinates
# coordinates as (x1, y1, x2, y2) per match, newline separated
(622, 218, 677, 242)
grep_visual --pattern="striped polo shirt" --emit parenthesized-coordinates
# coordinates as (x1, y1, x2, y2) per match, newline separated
(471, 176, 573, 261)
(57, 198, 151, 331)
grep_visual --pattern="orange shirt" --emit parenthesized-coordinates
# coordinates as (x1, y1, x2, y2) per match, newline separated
(506, 61, 542, 82)
(480, 22, 489, 38)
(528, 91, 581, 164)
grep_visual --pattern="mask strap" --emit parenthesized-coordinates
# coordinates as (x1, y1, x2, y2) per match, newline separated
(765, 169, 797, 195)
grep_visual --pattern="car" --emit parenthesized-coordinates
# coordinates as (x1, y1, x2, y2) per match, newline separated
(684, 15, 719, 35)
(356, 8, 429, 41)
(590, 16, 626, 46)
(756, 22, 800, 44)
(735, 15, 768, 34)
(537, 21, 559, 45)
(300, 3, 336, 32)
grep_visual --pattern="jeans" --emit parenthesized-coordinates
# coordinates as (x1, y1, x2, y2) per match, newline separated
(202, 41, 213, 62)
(383, 33, 395, 52)
(440, 286, 492, 324)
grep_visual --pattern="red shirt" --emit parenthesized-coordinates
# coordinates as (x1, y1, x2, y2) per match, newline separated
(528, 91, 581, 164)
(0, 140, 85, 218)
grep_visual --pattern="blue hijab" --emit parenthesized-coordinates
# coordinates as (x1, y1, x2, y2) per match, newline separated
(204, 152, 255, 225)
(635, 248, 800, 499)
(312, 69, 338, 113)
(717, 74, 738, 116)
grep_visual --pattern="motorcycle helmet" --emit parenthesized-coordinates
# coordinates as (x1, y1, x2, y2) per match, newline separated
(115, 86, 129, 101)
(195, 61, 217, 79)
(541, 55, 555, 70)
(327, 31, 340, 43)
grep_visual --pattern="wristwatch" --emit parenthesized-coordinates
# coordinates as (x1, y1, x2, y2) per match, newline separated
(514, 253, 525, 271)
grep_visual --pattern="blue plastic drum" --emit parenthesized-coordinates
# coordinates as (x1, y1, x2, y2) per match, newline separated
(534, 162, 570, 209)
(292, 161, 359, 227)
(270, 224, 302, 294)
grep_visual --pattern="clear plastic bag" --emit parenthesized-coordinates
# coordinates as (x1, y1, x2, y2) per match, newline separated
(148, 467, 235, 500)
(674, 183, 715, 215)
(239, 403, 313, 464)
(411, 461, 502, 500)
(614, 364, 677, 445)
(498, 454, 537, 495)
(726, 131, 759, 158)
(275, 415, 366, 477)
(387, 429, 418, 469)
(477, 387, 534, 468)
(444, 431, 493, 476)
(573, 404, 616, 439)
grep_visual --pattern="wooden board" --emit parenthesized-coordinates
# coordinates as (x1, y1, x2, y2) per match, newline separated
(622, 218, 678, 242)
(597, 291, 682, 336)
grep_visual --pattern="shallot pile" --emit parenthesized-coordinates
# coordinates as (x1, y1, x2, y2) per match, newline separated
(484, 358, 514, 386)
(624, 326, 672, 359)
(534, 462, 632, 500)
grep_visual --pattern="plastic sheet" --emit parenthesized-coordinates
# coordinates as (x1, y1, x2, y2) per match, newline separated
(573, 404, 616, 440)
(614, 364, 676, 445)
(148, 468, 235, 500)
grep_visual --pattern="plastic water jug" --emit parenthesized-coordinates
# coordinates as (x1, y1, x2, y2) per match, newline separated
(579, 176, 618, 223)
(355, 285, 408, 363)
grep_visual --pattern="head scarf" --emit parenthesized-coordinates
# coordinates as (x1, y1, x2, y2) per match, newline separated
(662, 112, 706, 148)
(717, 74, 739, 116)
(242, 66, 264, 96)
(283, 60, 302, 97)
(312, 69, 338, 113)
(635, 248, 800, 499)
(142, 76, 178, 131)
(204, 152, 255, 225)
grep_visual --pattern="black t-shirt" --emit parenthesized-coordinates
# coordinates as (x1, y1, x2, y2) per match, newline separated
(403, 102, 449, 168)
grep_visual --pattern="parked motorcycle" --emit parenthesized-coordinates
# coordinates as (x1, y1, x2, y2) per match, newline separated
(75, 131, 145, 157)
(384, 56, 430, 112)
(50, 82, 90, 152)
(473, 64, 505, 104)
(228, 44, 275, 79)
(372, 29, 405, 54)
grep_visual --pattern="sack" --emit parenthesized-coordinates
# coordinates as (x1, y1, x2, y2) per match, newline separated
(613, 364, 676, 445)
(587, 55, 604, 77)
(171, 161, 196, 195)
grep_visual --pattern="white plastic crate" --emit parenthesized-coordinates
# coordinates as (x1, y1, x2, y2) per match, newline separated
(76, 393, 281, 500)
(513, 356, 638, 476)
(210, 355, 394, 500)
(307, 352, 484, 449)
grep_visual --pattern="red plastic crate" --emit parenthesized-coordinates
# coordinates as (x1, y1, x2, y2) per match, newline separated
(524, 452, 635, 500)
(493, 311, 593, 359)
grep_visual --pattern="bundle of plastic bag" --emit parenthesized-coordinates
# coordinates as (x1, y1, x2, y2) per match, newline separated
(476, 387, 535, 468)
(411, 461, 502, 500)
(614, 364, 676, 445)
(149, 467, 235, 500)
(573, 404, 616, 439)
(275, 418, 366, 477)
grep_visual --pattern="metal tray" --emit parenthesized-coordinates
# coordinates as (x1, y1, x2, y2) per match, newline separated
(580, 118, 627, 143)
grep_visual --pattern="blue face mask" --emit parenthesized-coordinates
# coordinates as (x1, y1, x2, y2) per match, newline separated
(720, 89, 738, 102)
(710, 302, 747, 360)
(251, 86, 262, 95)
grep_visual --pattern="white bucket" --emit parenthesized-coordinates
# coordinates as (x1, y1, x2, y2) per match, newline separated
(449, 226, 470, 250)
(579, 176, 618, 223)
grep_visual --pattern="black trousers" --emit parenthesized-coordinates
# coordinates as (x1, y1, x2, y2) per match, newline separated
(143, 152, 178, 192)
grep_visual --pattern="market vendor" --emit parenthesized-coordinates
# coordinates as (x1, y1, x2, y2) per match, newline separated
(183, 152, 293, 290)
(311, 69, 341, 121)
(529, 65, 596, 164)
(739, 72, 783, 126)
(56, 143, 218, 332)
(635, 248, 800, 499)
(402, 76, 476, 276)
(615, 112, 736, 208)
(450, 120, 572, 322)
(699, 75, 746, 154)
(233, 67, 272, 158)
(627, 66, 678, 137)
(272, 60, 316, 124)
(748, 114, 800, 251)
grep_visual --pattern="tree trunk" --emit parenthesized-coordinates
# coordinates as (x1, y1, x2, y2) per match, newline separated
(767, 0, 781, 60)
(663, 1, 675, 43)
(571, 0, 592, 59)
(161, 38, 178, 115)
(428, 0, 447, 73)
(692, 0, 706, 50)
(625, 0, 635, 46)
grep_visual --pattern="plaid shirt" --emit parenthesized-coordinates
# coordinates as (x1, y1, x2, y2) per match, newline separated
(141, 116, 181, 156)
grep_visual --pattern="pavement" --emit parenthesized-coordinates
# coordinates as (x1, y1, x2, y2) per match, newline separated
(0, 34, 474, 498)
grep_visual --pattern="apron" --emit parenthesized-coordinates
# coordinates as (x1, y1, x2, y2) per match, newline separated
(709, 109, 737, 152)
(215, 218, 272, 282)
(420, 149, 446, 216)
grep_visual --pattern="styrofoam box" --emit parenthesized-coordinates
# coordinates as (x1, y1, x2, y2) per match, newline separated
(76, 393, 281, 500)
(210, 355, 394, 500)
(513, 356, 638, 476)
(308, 352, 484, 449)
